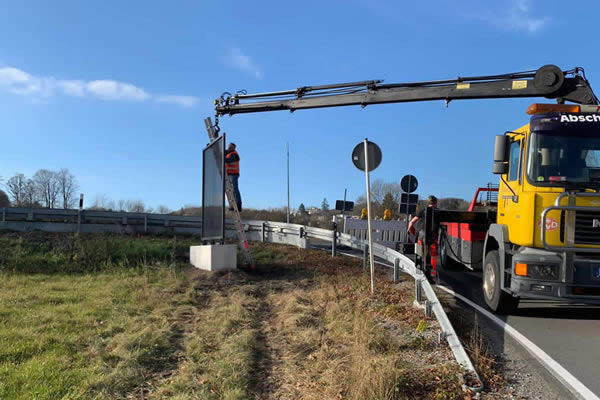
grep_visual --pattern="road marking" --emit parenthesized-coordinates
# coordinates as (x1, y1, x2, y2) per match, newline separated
(436, 285, 600, 400)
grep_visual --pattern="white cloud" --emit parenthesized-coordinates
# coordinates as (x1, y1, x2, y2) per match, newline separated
(504, 0, 549, 33)
(58, 80, 85, 97)
(0, 66, 199, 108)
(224, 47, 262, 79)
(0, 67, 55, 97)
(87, 80, 150, 102)
(481, 0, 549, 33)
(0, 67, 30, 85)
(155, 95, 198, 108)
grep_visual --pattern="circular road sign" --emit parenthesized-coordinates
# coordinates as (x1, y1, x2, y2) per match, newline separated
(352, 140, 382, 172)
(401, 174, 418, 193)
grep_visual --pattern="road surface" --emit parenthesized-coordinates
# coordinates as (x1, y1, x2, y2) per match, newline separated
(439, 265, 600, 398)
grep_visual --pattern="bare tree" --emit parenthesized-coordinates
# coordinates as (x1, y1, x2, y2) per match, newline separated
(370, 179, 403, 204)
(90, 194, 115, 211)
(157, 205, 171, 214)
(5, 173, 27, 206)
(56, 168, 78, 209)
(33, 169, 60, 208)
(23, 179, 38, 206)
(126, 200, 145, 213)
(117, 199, 126, 212)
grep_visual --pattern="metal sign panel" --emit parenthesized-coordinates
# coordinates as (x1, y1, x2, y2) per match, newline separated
(399, 203, 417, 214)
(202, 135, 225, 240)
(335, 200, 354, 211)
(401, 175, 418, 193)
(352, 141, 382, 172)
(400, 193, 419, 204)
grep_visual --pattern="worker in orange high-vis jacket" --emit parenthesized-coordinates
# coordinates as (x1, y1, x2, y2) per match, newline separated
(225, 142, 242, 212)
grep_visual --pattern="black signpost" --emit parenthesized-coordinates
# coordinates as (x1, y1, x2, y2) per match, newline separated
(352, 140, 382, 172)
(335, 200, 354, 212)
(401, 174, 418, 193)
(399, 174, 419, 242)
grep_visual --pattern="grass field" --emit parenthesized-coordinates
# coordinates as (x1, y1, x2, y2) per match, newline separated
(0, 232, 464, 399)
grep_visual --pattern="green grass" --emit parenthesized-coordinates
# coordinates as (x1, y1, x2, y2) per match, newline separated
(0, 232, 197, 399)
(0, 232, 197, 273)
(0, 267, 191, 399)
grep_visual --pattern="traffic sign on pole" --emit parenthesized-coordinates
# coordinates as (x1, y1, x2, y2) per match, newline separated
(352, 141, 382, 172)
(399, 175, 419, 243)
(401, 175, 418, 193)
(353, 138, 381, 295)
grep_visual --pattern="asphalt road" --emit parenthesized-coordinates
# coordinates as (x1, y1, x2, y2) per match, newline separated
(439, 266, 600, 398)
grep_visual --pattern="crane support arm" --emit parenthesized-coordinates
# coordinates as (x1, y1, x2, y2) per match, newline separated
(215, 65, 598, 116)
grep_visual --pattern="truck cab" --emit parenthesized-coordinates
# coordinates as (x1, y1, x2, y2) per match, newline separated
(486, 103, 600, 312)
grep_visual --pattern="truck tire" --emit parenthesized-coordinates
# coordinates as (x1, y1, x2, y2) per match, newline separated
(483, 250, 519, 314)
(439, 228, 460, 271)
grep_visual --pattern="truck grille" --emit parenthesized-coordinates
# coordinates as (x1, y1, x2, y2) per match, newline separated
(575, 211, 600, 246)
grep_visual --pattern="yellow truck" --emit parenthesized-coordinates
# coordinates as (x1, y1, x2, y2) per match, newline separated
(483, 103, 600, 311)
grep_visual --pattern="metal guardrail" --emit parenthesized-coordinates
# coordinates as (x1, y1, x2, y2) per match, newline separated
(344, 217, 407, 248)
(0, 206, 482, 391)
(0, 207, 204, 234)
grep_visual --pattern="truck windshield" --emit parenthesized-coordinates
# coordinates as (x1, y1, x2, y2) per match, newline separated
(527, 130, 600, 188)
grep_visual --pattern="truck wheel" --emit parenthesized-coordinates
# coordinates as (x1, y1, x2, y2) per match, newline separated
(439, 229, 459, 271)
(483, 250, 519, 314)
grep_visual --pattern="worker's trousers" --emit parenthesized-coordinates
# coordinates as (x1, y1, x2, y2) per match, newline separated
(229, 174, 242, 210)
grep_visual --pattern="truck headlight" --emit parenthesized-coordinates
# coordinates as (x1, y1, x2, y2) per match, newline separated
(528, 264, 559, 280)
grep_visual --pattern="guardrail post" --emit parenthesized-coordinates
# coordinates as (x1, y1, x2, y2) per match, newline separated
(437, 331, 448, 346)
(425, 300, 433, 318)
(299, 227, 304, 238)
(122, 216, 127, 225)
(331, 222, 337, 257)
(415, 279, 423, 304)
(144, 215, 148, 233)
(393, 258, 399, 283)
(27, 211, 33, 221)
(1, 207, 5, 228)
(363, 244, 368, 271)
(77, 210, 82, 233)
(261, 222, 266, 242)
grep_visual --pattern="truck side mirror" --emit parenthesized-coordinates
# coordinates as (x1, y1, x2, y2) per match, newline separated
(493, 135, 510, 175)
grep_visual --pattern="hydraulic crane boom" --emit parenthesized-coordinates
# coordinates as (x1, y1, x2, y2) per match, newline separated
(215, 65, 598, 116)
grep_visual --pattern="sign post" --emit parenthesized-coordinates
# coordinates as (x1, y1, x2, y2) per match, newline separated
(399, 175, 419, 243)
(352, 139, 382, 295)
(78, 193, 84, 233)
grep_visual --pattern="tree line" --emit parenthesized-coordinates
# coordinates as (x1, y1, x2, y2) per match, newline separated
(4, 169, 78, 209)
(354, 179, 470, 219)
(1, 171, 171, 214)
(89, 194, 170, 214)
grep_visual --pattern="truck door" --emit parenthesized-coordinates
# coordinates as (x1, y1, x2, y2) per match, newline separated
(498, 138, 526, 243)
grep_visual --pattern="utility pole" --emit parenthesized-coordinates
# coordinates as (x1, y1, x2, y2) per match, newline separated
(341, 188, 347, 232)
(286, 142, 290, 224)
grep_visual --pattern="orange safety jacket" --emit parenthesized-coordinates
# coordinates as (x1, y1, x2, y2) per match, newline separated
(225, 150, 240, 175)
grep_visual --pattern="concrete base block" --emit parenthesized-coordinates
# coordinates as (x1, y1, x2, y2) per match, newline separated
(190, 244, 237, 272)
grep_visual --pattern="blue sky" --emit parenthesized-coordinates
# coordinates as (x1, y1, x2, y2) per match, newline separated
(1, 0, 599, 210)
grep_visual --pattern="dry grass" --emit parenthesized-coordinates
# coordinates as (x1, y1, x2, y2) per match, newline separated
(154, 243, 464, 400)
(0, 233, 466, 399)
